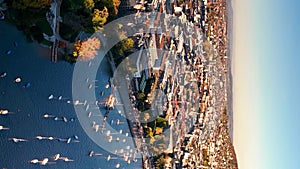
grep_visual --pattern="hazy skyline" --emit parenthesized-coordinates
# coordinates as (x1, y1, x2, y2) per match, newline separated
(233, 0, 300, 168)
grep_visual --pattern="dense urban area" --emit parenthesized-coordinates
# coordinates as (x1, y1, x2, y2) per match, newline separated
(0, 0, 238, 168)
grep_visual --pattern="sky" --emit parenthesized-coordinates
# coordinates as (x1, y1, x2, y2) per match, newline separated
(233, 0, 300, 168)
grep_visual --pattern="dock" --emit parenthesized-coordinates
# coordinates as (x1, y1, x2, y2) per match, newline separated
(51, 40, 58, 62)
(50, 0, 62, 63)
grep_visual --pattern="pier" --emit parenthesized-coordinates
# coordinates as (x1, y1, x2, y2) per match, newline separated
(50, 0, 62, 63)
(51, 40, 58, 62)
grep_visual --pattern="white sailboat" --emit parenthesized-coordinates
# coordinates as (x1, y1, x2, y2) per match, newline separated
(29, 158, 55, 165)
(89, 151, 102, 157)
(35, 136, 46, 140)
(59, 157, 74, 162)
(0, 109, 13, 115)
(14, 77, 21, 83)
(0, 125, 9, 130)
(116, 119, 125, 125)
(30, 159, 40, 164)
(47, 136, 55, 140)
(107, 155, 117, 161)
(66, 137, 71, 144)
(40, 158, 49, 165)
(89, 151, 94, 157)
(9, 137, 28, 143)
(53, 154, 60, 161)
(93, 124, 100, 132)
(71, 100, 87, 105)
(48, 94, 54, 100)
(0, 72, 7, 78)
(62, 116, 68, 122)
(43, 114, 55, 118)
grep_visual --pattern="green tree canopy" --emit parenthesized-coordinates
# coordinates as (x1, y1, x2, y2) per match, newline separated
(121, 38, 134, 53)
(156, 116, 167, 128)
(154, 155, 165, 169)
(12, 0, 51, 9)
(113, 37, 135, 56)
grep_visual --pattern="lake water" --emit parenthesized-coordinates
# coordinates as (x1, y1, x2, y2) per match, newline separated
(0, 21, 142, 169)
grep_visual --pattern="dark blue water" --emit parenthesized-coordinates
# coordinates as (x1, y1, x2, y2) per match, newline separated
(0, 22, 142, 169)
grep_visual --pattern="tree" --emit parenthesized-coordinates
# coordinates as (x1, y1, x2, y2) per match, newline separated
(83, 0, 95, 11)
(149, 136, 155, 145)
(91, 7, 109, 32)
(142, 112, 151, 122)
(144, 126, 153, 138)
(95, 0, 120, 18)
(137, 92, 145, 100)
(113, 37, 135, 56)
(0, 0, 8, 10)
(5, 4, 49, 42)
(112, 0, 121, 15)
(30, 26, 43, 43)
(156, 116, 167, 128)
(154, 155, 165, 169)
(73, 37, 101, 61)
(12, 0, 51, 9)
(155, 127, 163, 135)
(61, 0, 84, 12)
(121, 38, 134, 53)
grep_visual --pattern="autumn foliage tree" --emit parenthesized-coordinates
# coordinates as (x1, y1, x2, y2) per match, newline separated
(91, 7, 109, 32)
(120, 38, 135, 54)
(112, 0, 121, 15)
(95, 0, 120, 18)
(84, 0, 95, 11)
(73, 37, 101, 61)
